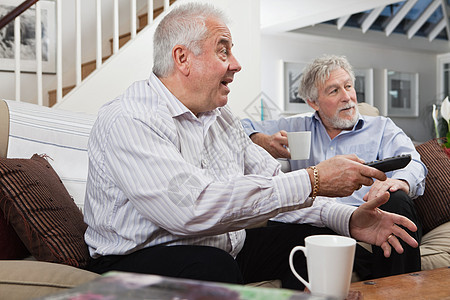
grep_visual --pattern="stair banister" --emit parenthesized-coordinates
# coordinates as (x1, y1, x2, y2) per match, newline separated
(76, 0, 82, 86)
(36, 1, 43, 106)
(96, 0, 102, 70)
(148, 0, 154, 26)
(113, 0, 119, 54)
(131, 0, 137, 39)
(14, 17, 20, 102)
(56, 0, 62, 104)
(0, 0, 38, 30)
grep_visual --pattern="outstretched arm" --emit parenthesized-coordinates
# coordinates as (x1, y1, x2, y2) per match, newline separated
(349, 192, 418, 257)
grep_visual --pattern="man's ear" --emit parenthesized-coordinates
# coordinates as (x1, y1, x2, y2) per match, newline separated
(172, 45, 190, 76)
(306, 99, 319, 111)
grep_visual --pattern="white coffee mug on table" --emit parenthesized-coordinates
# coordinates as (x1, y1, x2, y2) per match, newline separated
(286, 131, 311, 160)
(289, 235, 356, 300)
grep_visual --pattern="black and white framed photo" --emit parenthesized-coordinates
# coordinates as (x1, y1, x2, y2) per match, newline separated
(354, 68, 373, 106)
(283, 61, 313, 114)
(384, 69, 419, 117)
(0, 0, 56, 73)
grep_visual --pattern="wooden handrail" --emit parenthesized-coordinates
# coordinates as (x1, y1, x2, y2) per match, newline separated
(0, 0, 39, 30)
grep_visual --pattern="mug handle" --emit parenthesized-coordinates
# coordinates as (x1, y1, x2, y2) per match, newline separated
(289, 246, 311, 290)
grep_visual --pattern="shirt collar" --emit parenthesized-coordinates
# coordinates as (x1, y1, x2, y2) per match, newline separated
(149, 73, 221, 122)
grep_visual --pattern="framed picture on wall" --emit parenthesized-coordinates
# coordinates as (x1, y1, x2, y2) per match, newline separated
(384, 69, 419, 117)
(354, 68, 373, 106)
(0, 0, 56, 73)
(283, 61, 313, 114)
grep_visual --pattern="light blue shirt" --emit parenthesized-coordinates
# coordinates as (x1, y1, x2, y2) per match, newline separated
(241, 112, 427, 206)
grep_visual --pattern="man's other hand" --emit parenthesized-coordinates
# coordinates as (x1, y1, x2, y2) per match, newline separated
(250, 130, 290, 159)
(350, 192, 418, 257)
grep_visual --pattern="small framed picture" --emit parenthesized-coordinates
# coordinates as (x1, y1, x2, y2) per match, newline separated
(0, 0, 56, 73)
(283, 61, 313, 114)
(384, 70, 419, 117)
(354, 68, 373, 106)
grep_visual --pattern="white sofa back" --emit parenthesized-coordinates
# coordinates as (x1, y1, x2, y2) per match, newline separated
(4, 100, 97, 210)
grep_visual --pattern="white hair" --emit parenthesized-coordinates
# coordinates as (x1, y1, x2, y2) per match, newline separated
(298, 55, 355, 103)
(152, 3, 228, 77)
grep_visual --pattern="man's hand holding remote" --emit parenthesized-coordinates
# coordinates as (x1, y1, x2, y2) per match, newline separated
(307, 154, 387, 198)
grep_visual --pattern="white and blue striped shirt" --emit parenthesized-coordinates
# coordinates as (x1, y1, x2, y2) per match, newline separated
(84, 73, 355, 259)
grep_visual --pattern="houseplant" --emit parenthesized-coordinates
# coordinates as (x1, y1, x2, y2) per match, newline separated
(433, 97, 450, 157)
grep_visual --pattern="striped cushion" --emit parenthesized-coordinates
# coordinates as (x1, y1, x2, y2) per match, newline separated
(5, 99, 96, 211)
(414, 139, 450, 234)
(0, 154, 90, 268)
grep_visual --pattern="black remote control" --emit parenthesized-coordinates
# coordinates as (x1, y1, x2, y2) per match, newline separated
(364, 154, 412, 172)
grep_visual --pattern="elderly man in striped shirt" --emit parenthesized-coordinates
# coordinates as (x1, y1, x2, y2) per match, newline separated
(83, 2, 418, 290)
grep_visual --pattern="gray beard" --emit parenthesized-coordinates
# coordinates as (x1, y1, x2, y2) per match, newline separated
(321, 104, 359, 130)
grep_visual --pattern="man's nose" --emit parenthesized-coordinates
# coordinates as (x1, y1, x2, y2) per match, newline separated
(230, 54, 242, 73)
(341, 88, 352, 101)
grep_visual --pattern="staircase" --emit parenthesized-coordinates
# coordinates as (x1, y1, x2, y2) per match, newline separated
(47, 1, 175, 107)
(0, 0, 177, 110)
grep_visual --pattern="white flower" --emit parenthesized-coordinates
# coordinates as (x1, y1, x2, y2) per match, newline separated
(441, 96, 450, 125)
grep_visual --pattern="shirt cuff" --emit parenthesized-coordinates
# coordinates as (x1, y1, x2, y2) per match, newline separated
(392, 170, 416, 197)
(272, 169, 312, 210)
(320, 200, 356, 237)
(241, 118, 259, 136)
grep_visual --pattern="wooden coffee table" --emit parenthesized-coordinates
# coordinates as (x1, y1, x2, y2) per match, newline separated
(350, 267, 450, 299)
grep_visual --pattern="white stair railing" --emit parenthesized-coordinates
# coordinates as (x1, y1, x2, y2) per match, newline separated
(96, 0, 102, 70)
(75, 0, 82, 86)
(130, 0, 137, 39)
(35, 1, 43, 106)
(3, 0, 174, 107)
(147, 0, 153, 26)
(113, 0, 119, 55)
(14, 16, 21, 102)
(56, 0, 62, 104)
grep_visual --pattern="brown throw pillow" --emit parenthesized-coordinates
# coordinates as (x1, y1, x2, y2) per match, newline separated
(414, 139, 450, 234)
(0, 208, 30, 259)
(0, 154, 90, 268)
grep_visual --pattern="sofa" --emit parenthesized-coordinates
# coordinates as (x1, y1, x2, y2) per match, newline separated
(0, 99, 449, 299)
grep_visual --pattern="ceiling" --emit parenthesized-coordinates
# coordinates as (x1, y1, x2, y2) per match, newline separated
(261, 0, 450, 53)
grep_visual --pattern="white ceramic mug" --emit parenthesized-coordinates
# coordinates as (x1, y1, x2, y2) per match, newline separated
(286, 131, 311, 160)
(289, 235, 356, 299)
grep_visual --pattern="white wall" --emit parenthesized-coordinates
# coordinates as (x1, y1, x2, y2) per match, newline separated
(212, 0, 261, 118)
(260, 32, 439, 142)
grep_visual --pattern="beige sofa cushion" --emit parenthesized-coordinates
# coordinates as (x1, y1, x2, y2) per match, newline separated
(0, 260, 100, 299)
(357, 102, 379, 116)
(420, 221, 450, 270)
(0, 99, 9, 158)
